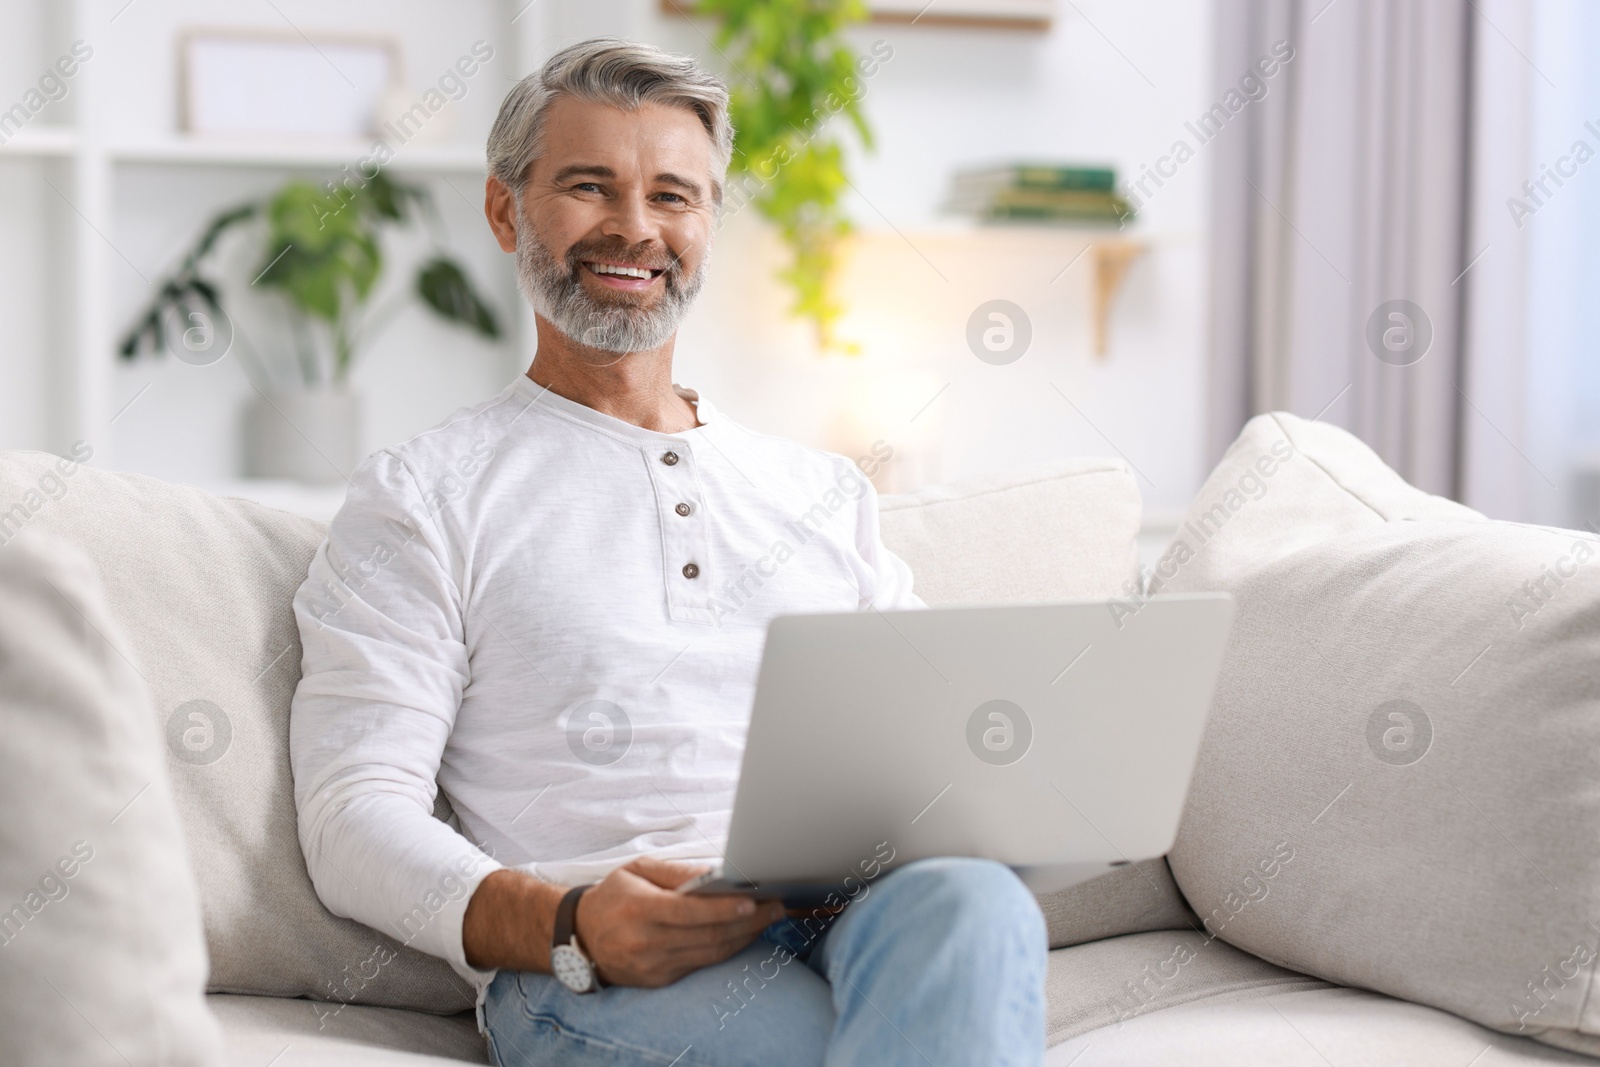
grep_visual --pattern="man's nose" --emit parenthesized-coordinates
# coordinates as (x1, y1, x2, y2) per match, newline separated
(598, 186, 656, 247)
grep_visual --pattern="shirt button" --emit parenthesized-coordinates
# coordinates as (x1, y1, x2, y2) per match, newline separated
(682, 563, 700, 579)
(661, 451, 679, 466)
(675, 502, 692, 517)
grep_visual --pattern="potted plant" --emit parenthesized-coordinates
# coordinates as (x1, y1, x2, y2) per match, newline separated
(121, 171, 501, 484)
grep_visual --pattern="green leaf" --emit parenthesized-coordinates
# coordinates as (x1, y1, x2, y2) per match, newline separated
(417, 257, 502, 340)
(364, 171, 407, 221)
(283, 254, 345, 322)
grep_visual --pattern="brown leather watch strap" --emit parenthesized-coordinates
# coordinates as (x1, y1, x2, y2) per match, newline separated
(552, 884, 587, 949)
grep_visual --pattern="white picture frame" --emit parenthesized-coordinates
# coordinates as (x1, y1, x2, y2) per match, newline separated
(180, 29, 400, 139)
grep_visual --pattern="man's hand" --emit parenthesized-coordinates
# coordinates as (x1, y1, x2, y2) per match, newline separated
(577, 857, 785, 988)
(461, 857, 784, 986)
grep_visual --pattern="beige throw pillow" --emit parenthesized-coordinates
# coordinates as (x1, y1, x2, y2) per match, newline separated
(1158, 413, 1600, 1055)
(0, 529, 223, 1065)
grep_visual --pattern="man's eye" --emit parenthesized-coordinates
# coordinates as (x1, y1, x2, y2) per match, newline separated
(657, 192, 684, 203)
(573, 182, 602, 193)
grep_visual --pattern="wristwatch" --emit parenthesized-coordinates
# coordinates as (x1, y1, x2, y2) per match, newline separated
(550, 884, 603, 994)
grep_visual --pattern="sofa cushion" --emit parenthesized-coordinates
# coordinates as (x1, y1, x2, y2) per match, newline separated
(1048, 985, 1596, 1066)
(1157, 413, 1600, 1053)
(0, 529, 223, 1065)
(880, 461, 1196, 948)
(880, 458, 1143, 608)
(0, 451, 474, 1014)
(1033, 859, 1198, 952)
(209, 994, 489, 1066)
(1042, 928, 1329, 1045)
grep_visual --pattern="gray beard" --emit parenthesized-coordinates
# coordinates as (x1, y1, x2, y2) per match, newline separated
(514, 223, 708, 354)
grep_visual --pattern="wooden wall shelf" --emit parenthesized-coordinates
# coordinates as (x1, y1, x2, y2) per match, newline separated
(1091, 239, 1146, 356)
(660, 0, 1053, 32)
(836, 224, 1153, 359)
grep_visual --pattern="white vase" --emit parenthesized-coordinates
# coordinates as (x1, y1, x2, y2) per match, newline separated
(243, 387, 361, 485)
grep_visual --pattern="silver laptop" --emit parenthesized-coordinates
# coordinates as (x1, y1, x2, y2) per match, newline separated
(679, 594, 1235, 905)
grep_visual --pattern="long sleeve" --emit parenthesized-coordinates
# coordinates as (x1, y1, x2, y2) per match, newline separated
(288, 448, 503, 982)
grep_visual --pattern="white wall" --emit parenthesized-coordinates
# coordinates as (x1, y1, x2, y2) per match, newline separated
(2, 0, 1214, 516)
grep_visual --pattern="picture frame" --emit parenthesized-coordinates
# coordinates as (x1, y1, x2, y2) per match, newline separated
(180, 29, 400, 139)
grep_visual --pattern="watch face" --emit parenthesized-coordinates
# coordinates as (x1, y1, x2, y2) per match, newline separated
(551, 943, 595, 993)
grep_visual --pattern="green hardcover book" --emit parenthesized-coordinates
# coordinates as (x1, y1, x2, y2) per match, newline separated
(988, 188, 1126, 210)
(944, 187, 1135, 221)
(951, 163, 1118, 194)
(980, 198, 1135, 224)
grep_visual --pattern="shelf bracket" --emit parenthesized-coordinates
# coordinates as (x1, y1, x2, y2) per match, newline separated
(1091, 239, 1146, 357)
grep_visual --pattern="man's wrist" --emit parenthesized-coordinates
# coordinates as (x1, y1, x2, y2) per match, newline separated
(462, 868, 566, 972)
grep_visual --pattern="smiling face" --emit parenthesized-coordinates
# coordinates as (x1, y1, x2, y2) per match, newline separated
(488, 96, 719, 355)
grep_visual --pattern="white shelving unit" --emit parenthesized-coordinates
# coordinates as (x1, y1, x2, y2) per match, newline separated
(0, 0, 546, 482)
(0, 125, 79, 157)
(106, 138, 489, 173)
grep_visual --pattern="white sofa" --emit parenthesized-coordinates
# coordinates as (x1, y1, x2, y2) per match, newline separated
(2, 411, 1597, 1066)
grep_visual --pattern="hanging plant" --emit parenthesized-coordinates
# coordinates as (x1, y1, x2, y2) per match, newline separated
(694, 0, 882, 354)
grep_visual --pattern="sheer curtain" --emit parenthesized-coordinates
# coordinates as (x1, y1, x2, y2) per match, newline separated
(1206, 0, 1475, 500)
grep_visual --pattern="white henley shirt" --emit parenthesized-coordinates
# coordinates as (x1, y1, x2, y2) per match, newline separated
(288, 374, 925, 1010)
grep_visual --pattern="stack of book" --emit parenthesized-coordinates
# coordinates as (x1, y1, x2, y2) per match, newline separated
(943, 163, 1133, 224)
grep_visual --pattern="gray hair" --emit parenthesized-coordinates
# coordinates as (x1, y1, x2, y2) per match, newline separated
(486, 37, 734, 206)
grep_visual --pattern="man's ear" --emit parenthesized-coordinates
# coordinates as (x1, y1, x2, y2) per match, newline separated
(484, 176, 520, 253)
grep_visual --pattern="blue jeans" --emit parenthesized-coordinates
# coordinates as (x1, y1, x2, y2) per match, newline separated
(483, 857, 1048, 1066)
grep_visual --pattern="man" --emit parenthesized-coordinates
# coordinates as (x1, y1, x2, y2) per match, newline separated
(289, 37, 1046, 1066)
